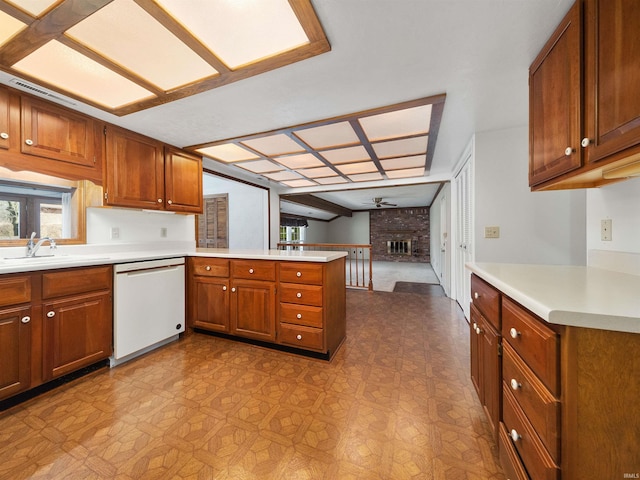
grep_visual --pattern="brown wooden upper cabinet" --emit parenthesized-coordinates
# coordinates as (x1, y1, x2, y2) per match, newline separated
(529, 0, 640, 190)
(0, 86, 103, 183)
(104, 126, 203, 213)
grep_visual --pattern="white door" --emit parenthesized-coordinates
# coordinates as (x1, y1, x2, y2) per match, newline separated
(454, 151, 473, 320)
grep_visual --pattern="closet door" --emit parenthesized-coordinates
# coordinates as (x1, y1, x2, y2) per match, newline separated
(197, 194, 228, 248)
(454, 151, 473, 320)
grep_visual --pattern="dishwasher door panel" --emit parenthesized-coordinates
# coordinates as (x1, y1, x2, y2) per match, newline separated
(113, 263, 185, 362)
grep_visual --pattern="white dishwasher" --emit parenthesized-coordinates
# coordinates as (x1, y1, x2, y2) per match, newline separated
(111, 257, 185, 366)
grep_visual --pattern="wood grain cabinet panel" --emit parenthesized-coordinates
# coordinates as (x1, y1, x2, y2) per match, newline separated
(230, 279, 276, 342)
(0, 306, 32, 400)
(0, 86, 12, 151)
(164, 147, 203, 213)
(190, 277, 230, 333)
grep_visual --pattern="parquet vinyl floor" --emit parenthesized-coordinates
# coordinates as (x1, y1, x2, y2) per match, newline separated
(0, 290, 506, 480)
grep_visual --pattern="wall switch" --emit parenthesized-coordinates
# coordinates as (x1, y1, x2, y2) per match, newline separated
(601, 219, 612, 241)
(160, 227, 167, 238)
(484, 226, 500, 239)
(110, 227, 120, 240)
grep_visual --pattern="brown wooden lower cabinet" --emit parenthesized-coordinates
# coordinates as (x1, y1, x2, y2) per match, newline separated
(472, 277, 640, 480)
(0, 266, 113, 403)
(188, 256, 346, 358)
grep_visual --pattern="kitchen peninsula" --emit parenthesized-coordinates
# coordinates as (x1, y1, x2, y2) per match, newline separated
(467, 261, 640, 480)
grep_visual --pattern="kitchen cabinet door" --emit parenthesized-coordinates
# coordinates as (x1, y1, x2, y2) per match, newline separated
(104, 126, 165, 210)
(164, 147, 203, 213)
(480, 317, 501, 437)
(529, 2, 582, 187)
(0, 306, 31, 400)
(470, 305, 482, 398)
(0, 86, 12, 151)
(190, 276, 230, 333)
(21, 96, 96, 168)
(42, 292, 112, 380)
(583, 0, 640, 164)
(230, 279, 276, 342)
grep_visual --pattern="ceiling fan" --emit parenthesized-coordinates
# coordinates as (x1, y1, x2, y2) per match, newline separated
(365, 197, 398, 208)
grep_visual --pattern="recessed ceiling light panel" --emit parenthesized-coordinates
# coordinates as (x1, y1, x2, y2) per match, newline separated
(242, 134, 305, 156)
(235, 159, 284, 173)
(373, 135, 428, 159)
(386, 167, 426, 179)
(314, 176, 349, 185)
(264, 171, 303, 181)
(295, 121, 360, 149)
(320, 145, 370, 164)
(281, 179, 317, 188)
(297, 166, 338, 178)
(359, 105, 432, 141)
(336, 162, 379, 175)
(348, 172, 383, 182)
(197, 143, 259, 162)
(6, 0, 59, 17)
(380, 155, 426, 171)
(275, 153, 324, 169)
(0, 11, 26, 47)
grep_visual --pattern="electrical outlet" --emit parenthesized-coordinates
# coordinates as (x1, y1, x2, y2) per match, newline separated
(601, 219, 612, 241)
(484, 226, 500, 239)
(160, 227, 167, 238)
(110, 227, 120, 240)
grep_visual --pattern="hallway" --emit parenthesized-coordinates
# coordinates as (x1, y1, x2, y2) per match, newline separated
(0, 290, 503, 479)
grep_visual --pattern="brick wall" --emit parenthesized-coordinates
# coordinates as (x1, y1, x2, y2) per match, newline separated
(369, 207, 430, 263)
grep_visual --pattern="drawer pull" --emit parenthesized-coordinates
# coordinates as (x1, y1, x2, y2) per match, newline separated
(475, 326, 482, 335)
(205, 266, 211, 271)
(0, 132, 8, 139)
(249, 268, 254, 274)
(510, 378, 521, 390)
(47, 311, 55, 318)
(510, 429, 521, 442)
(474, 292, 479, 300)
(231, 287, 236, 292)
(296, 271, 302, 277)
(25, 138, 34, 146)
(223, 286, 227, 291)
(21, 316, 31, 324)
(296, 292, 302, 298)
(472, 322, 477, 330)
(157, 198, 163, 203)
(509, 327, 521, 339)
(296, 334, 302, 340)
(296, 313, 302, 319)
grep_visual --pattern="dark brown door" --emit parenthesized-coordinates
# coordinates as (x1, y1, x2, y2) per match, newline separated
(164, 147, 203, 213)
(0, 306, 31, 400)
(105, 126, 164, 209)
(583, 0, 640, 163)
(198, 194, 228, 248)
(529, 2, 582, 186)
(230, 279, 276, 342)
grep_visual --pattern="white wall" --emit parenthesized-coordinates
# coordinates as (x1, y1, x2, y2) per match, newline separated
(203, 173, 269, 249)
(86, 207, 195, 244)
(586, 176, 640, 254)
(305, 219, 330, 243)
(473, 126, 587, 265)
(327, 212, 370, 244)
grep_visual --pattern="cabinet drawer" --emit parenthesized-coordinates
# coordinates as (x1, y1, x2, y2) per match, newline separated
(471, 274, 500, 329)
(502, 297, 559, 395)
(0, 275, 32, 307)
(279, 262, 323, 285)
(279, 323, 324, 351)
(503, 342, 560, 460)
(190, 257, 229, 277)
(280, 283, 323, 306)
(42, 266, 112, 299)
(498, 422, 530, 480)
(280, 303, 323, 328)
(503, 388, 559, 480)
(231, 260, 275, 281)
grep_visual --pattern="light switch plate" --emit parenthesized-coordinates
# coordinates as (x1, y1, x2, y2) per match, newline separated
(601, 219, 612, 241)
(484, 226, 500, 239)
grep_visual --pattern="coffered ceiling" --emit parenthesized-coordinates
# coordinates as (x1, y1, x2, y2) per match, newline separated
(0, 0, 575, 219)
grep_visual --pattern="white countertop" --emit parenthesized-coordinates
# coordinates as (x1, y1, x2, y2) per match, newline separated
(467, 262, 640, 334)
(0, 245, 347, 275)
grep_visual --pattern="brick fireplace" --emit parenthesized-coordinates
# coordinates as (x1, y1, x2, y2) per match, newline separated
(369, 207, 430, 263)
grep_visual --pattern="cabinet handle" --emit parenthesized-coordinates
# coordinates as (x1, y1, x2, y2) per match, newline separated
(47, 311, 55, 318)
(296, 271, 302, 277)
(510, 429, 521, 442)
(249, 268, 254, 274)
(157, 198, 163, 203)
(472, 322, 477, 330)
(581, 137, 591, 148)
(0, 132, 8, 139)
(509, 327, 520, 339)
(167, 200, 173, 205)
(296, 334, 302, 340)
(296, 313, 302, 319)
(296, 292, 302, 298)
(205, 265, 211, 271)
(564, 146, 574, 156)
(473, 292, 479, 300)
(223, 286, 227, 291)
(231, 287, 236, 292)
(510, 378, 521, 390)
(21, 316, 31, 324)
(25, 138, 34, 146)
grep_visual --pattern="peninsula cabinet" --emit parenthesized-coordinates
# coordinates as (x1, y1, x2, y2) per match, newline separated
(470, 273, 640, 480)
(0, 85, 103, 183)
(188, 255, 346, 359)
(529, 0, 640, 190)
(0, 266, 112, 403)
(104, 126, 203, 213)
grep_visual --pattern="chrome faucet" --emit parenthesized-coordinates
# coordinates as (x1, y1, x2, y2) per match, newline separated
(26, 232, 57, 257)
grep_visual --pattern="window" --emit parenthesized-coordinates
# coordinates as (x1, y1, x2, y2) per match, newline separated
(280, 226, 305, 243)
